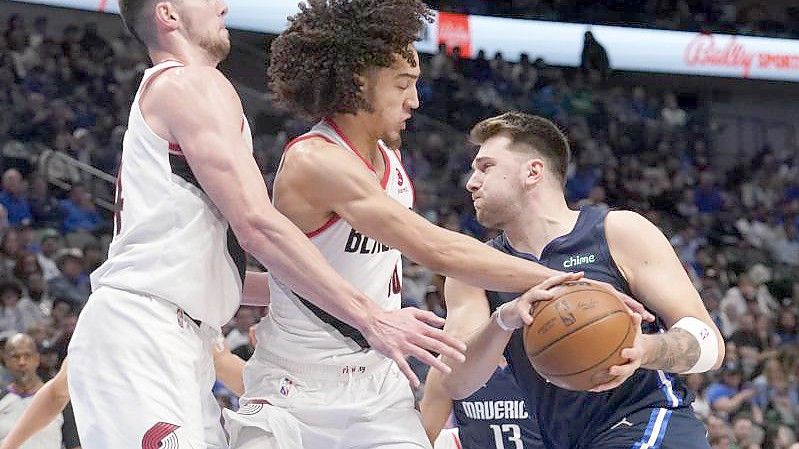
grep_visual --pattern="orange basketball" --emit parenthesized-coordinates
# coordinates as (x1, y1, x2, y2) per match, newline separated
(523, 281, 635, 391)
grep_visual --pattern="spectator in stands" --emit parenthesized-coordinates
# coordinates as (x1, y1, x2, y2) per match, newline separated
(580, 31, 610, 81)
(775, 309, 798, 346)
(47, 249, 89, 308)
(24, 272, 50, 317)
(686, 372, 711, 419)
(0, 280, 42, 336)
(661, 92, 687, 128)
(28, 175, 63, 230)
(59, 183, 101, 236)
(0, 169, 31, 228)
(35, 230, 61, 282)
(770, 221, 799, 267)
(706, 365, 759, 421)
(13, 252, 41, 285)
(732, 415, 765, 449)
(0, 229, 22, 276)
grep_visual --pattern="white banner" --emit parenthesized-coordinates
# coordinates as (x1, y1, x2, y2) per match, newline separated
(10, 0, 799, 82)
(464, 14, 799, 81)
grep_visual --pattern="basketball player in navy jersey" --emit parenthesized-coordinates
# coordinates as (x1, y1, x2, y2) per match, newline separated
(67, 0, 468, 447)
(421, 360, 544, 449)
(225, 2, 648, 449)
(438, 112, 725, 449)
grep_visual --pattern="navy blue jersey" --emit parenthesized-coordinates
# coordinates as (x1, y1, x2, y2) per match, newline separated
(486, 206, 698, 449)
(453, 366, 544, 449)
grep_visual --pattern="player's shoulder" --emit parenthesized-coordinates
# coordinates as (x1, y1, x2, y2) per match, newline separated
(605, 209, 655, 233)
(282, 135, 364, 177)
(149, 65, 236, 101)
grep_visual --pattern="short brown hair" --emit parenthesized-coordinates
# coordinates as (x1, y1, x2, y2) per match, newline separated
(268, 0, 433, 119)
(470, 112, 571, 185)
(118, 0, 154, 45)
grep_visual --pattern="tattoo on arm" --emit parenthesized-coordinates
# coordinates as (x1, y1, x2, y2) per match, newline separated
(643, 328, 700, 373)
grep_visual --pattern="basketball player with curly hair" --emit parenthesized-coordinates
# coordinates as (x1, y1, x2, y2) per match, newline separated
(225, 2, 649, 449)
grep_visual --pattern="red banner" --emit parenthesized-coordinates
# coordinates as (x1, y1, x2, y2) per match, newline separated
(437, 12, 471, 58)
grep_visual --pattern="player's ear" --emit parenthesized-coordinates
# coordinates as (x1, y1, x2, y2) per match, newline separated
(525, 158, 545, 187)
(154, 1, 181, 32)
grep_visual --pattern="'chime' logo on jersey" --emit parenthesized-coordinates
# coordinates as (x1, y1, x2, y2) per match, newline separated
(344, 229, 391, 254)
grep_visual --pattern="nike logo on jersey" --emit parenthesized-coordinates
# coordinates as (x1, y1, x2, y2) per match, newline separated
(563, 254, 596, 268)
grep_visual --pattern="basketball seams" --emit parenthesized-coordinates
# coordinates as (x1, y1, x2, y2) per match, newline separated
(533, 312, 634, 377)
(526, 309, 625, 358)
(523, 283, 635, 389)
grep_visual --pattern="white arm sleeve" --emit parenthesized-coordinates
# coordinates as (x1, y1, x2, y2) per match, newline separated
(671, 316, 719, 374)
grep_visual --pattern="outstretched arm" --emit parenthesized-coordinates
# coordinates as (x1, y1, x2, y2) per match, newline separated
(144, 66, 465, 387)
(0, 362, 70, 449)
(279, 140, 560, 293)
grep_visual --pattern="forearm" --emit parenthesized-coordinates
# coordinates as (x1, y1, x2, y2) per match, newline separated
(241, 270, 270, 307)
(1, 382, 68, 449)
(641, 328, 700, 373)
(244, 213, 377, 331)
(419, 369, 454, 443)
(441, 316, 512, 399)
(214, 350, 245, 396)
(432, 234, 559, 293)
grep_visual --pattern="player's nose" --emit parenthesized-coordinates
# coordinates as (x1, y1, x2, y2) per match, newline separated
(218, 0, 229, 17)
(465, 172, 480, 192)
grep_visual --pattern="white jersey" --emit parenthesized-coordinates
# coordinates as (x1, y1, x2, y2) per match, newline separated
(0, 389, 63, 449)
(90, 60, 251, 328)
(257, 119, 415, 363)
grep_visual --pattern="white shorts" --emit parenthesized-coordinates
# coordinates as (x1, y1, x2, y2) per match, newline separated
(433, 428, 460, 449)
(224, 350, 432, 449)
(67, 287, 225, 449)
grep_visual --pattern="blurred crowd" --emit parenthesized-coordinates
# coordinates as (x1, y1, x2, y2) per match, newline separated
(428, 0, 799, 39)
(0, 9, 798, 449)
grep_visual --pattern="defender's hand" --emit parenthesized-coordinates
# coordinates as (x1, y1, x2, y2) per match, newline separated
(362, 307, 467, 388)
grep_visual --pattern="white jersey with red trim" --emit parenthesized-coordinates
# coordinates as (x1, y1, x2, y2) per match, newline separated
(257, 119, 415, 363)
(90, 60, 251, 328)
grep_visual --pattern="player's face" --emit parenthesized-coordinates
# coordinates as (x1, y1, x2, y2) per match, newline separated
(362, 46, 421, 148)
(180, 0, 230, 62)
(466, 134, 529, 229)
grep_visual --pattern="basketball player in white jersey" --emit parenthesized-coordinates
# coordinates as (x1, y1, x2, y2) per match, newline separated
(66, 1, 467, 448)
(225, 2, 648, 449)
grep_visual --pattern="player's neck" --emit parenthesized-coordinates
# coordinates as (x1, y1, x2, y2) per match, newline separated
(327, 114, 383, 168)
(503, 192, 578, 259)
(149, 46, 219, 68)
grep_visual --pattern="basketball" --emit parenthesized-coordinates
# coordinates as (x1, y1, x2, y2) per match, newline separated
(523, 281, 635, 391)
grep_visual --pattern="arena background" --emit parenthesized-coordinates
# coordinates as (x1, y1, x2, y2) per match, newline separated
(0, 0, 797, 448)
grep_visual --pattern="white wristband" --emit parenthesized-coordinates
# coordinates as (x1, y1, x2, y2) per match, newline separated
(672, 316, 719, 374)
(493, 303, 515, 332)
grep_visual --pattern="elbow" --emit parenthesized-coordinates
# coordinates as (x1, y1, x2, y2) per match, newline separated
(712, 334, 726, 371)
(231, 211, 273, 255)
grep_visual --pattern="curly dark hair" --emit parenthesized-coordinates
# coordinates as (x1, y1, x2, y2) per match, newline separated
(268, 0, 433, 119)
